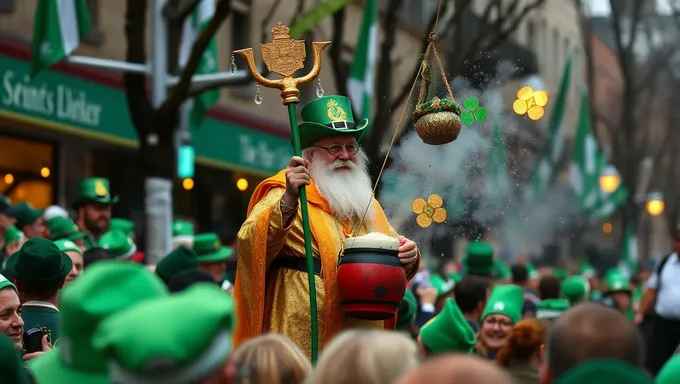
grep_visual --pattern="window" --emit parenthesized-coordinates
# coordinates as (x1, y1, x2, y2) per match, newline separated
(82, 0, 105, 46)
(230, 6, 252, 99)
(0, 0, 14, 13)
(0, 136, 55, 208)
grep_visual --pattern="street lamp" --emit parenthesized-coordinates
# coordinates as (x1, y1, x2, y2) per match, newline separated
(599, 165, 621, 193)
(645, 191, 665, 216)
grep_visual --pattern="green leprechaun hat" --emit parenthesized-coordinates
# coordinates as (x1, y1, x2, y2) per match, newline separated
(156, 246, 199, 284)
(172, 220, 195, 243)
(420, 298, 476, 354)
(482, 284, 524, 324)
(72, 178, 118, 209)
(193, 233, 232, 263)
(0, 333, 30, 384)
(604, 272, 631, 294)
(5, 237, 73, 287)
(13, 202, 44, 230)
(98, 229, 136, 260)
(298, 95, 368, 149)
(561, 275, 590, 305)
(48, 217, 87, 242)
(110, 218, 135, 238)
(463, 240, 495, 276)
(536, 298, 570, 320)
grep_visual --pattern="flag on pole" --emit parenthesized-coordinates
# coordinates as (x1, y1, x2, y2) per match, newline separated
(31, 0, 92, 77)
(618, 223, 638, 278)
(570, 87, 602, 212)
(180, 0, 220, 129)
(485, 114, 509, 192)
(347, 0, 378, 127)
(531, 51, 572, 199)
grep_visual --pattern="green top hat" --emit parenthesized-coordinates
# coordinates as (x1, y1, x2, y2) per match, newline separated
(5, 238, 72, 287)
(463, 241, 494, 275)
(54, 239, 83, 256)
(657, 353, 680, 384)
(604, 273, 631, 294)
(482, 284, 524, 323)
(536, 298, 570, 320)
(193, 233, 232, 263)
(156, 246, 199, 283)
(555, 359, 652, 384)
(93, 284, 234, 383)
(561, 276, 590, 305)
(110, 218, 135, 238)
(29, 261, 168, 384)
(98, 229, 136, 260)
(48, 217, 86, 242)
(172, 220, 195, 238)
(72, 178, 118, 209)
(0, 334, 30, 384)
(3, 225, 24, 244)
(420, 298, 476, 354)
(396, 289, 417, 330)
(13, 202, 44, 229)
(298, 95, 368, 149)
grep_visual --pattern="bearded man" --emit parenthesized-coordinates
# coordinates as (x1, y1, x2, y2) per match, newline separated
(234, 96, 421, 358)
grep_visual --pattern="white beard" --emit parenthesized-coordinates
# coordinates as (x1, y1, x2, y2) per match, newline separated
(307, 149, 375, 221)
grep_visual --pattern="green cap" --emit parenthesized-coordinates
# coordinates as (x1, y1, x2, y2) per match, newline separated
(5, 237, 72, 287)
(430, 274, 455, 297)
(298, 96, 368, 149)
(93, 284, 234, 383)
(536, 298, 570, 320)
(172, 220, 195, 238)
(98, 229, 136, 260)
(156, 246, 199, 283)
(0, 274, 16, 292)
(554, 359, 652, 384)
(604, 273, 631, 294)
(463, 241, 494, 275)
(420, 298, 476, 354)
(29, 261, 168, 384)
(657, 353, 680, 384)
(3, 226, 24, 244)
(47, 217, 87, 242)
(0, 334, 29, 384)
(561, 276, 590, 304)
(482, 284, 524, 323)
(193, 233, 232, 263)
(54, 239, 83, 256)
(72, 178, 118, 208)
(13, 202, 44, 229)
(110, 219, 135, 238)
(396, 289, 417, 330)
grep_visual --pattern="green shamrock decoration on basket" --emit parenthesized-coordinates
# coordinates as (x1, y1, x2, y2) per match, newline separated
(459, 98, 488, 126)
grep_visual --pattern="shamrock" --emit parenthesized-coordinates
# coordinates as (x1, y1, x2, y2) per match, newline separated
(460, 98, 488, 126)
(412, 194, 447, 228)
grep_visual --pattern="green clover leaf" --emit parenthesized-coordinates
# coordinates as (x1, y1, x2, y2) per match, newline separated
(460, 98, 488, 125)
(460, 111, 474, 125)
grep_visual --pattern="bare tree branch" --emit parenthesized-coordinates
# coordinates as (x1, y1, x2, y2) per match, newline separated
(163, 0, 201, 24)
(123, 0, 153, 136)
(330, 8, 350, 103)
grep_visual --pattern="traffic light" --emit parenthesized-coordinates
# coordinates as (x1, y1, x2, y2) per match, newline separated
(177, 133, 194, 179)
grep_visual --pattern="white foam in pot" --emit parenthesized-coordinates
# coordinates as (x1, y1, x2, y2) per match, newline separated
(343, 232, 400, 251)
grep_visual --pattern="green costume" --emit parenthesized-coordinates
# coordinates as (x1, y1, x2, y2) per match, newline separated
(561, 276, 590, 305)
(463, 241, 495, 276)
(29, 261, 168, 384)
(482, 284, 524, 323)
(555, 359, 652, 384)
(193, 233, 232, 263)
(5, 238, 73, 343)
(298, 96, 368, 149)
(72, 177, 118, 249)
(93, 284, 234, 383)
(156, 245, 199, 284)
(0, 334, 30, 384)
(109, 218, 135, 238)
(603, 273, 634, 320)
(98, 229, 136, 259)
(13, 202, 44, 230)
(536, 298, 570, 320)
(420, 298, 476, 354)
(396, 289, 417, 330)
(47, 217, 87, 243)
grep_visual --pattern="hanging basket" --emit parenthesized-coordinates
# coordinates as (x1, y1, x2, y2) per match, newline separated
(412, 39, 462, 145)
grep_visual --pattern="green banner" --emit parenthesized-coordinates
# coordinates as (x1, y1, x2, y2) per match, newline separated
(289, 0, 352, 37)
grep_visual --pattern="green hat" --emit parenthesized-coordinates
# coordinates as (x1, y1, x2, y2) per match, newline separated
(98, 229, 136, 260)
(3, 225, 24, 244)
(494, 260, 511, 281)
(463, 241, 494, 275)
(0, 274, 16, 292)
(193, 233, 232, 263)
(420, 298, 476, 354)
(13, 202, 44, 229)
(555, 359, 652, 384)
(482, 284, 524, 323)
(156, 246, 199, 283)
(657, 353, 680, 384)
(110, 218, 135, 238)
(604, 273, 631, 294)
(561, 276, 590, 305)
(526, 263, 539, 279)
(430, 274, 455, 297)
(536, 298, 570, 320)
(93, 284, 234, 383)
(298, 95, 368, 149)
(396, 289, 417, 330)
(29, 261, 168, 384)
(172, 220, 195, 238)
(553, 268, 568, 280)
(47, 217, 87, 242)
(580, 262, 596, 278)
(72, 177, 118, 208)
(54, 239, 83, 256)
(0, 334, 29, 384)
(5, 237, 72, 287)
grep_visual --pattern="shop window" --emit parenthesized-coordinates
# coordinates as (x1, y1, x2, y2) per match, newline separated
(230, 3, 252, 100)
(82, 0, 106, 46)
(0, 0, 15, 13)
(0, 136, 54, 209)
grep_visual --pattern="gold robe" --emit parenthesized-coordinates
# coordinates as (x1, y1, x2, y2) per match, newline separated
(233, 170, 419, 358)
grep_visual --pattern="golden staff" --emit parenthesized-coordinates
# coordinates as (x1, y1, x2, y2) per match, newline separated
(234, 22, 330, 363)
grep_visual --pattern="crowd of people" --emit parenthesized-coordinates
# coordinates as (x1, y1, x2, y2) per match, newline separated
(0, 95, 677, 383)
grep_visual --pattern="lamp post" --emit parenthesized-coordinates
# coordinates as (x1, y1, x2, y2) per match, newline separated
(599, 165, 621, 193)
(645, 191, 665, 216)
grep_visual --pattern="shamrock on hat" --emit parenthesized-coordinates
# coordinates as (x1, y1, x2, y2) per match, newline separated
(98, 229, 136, 260)
(462, 241, 494, 276)
(72, 178, 118, 209)
(29, 261, 168, 384)
(193, 233, 232, 263)
(561, 276, 590, 305)
(396, 289, 418, 330)
(110, 219, 135, 238)
(536, 298, 570, 320)
(172, 220, 195, 245)
(5, 238, 73, 287)
(420, 298, 476, 354)
(13, 202, 44, 230)
(93, 284, 234, 384)
(554, 359, 652, 384)
(482, 284, 524, 324)
(156, 246, 199, 284)
(298, 96, 368, 149)
(48, 217, 86, 243)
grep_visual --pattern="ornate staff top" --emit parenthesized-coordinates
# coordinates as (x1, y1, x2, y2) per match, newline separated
(234, 22, 331, 105)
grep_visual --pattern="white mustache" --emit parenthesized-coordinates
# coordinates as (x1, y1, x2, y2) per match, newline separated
(332, 160, 355, 169)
